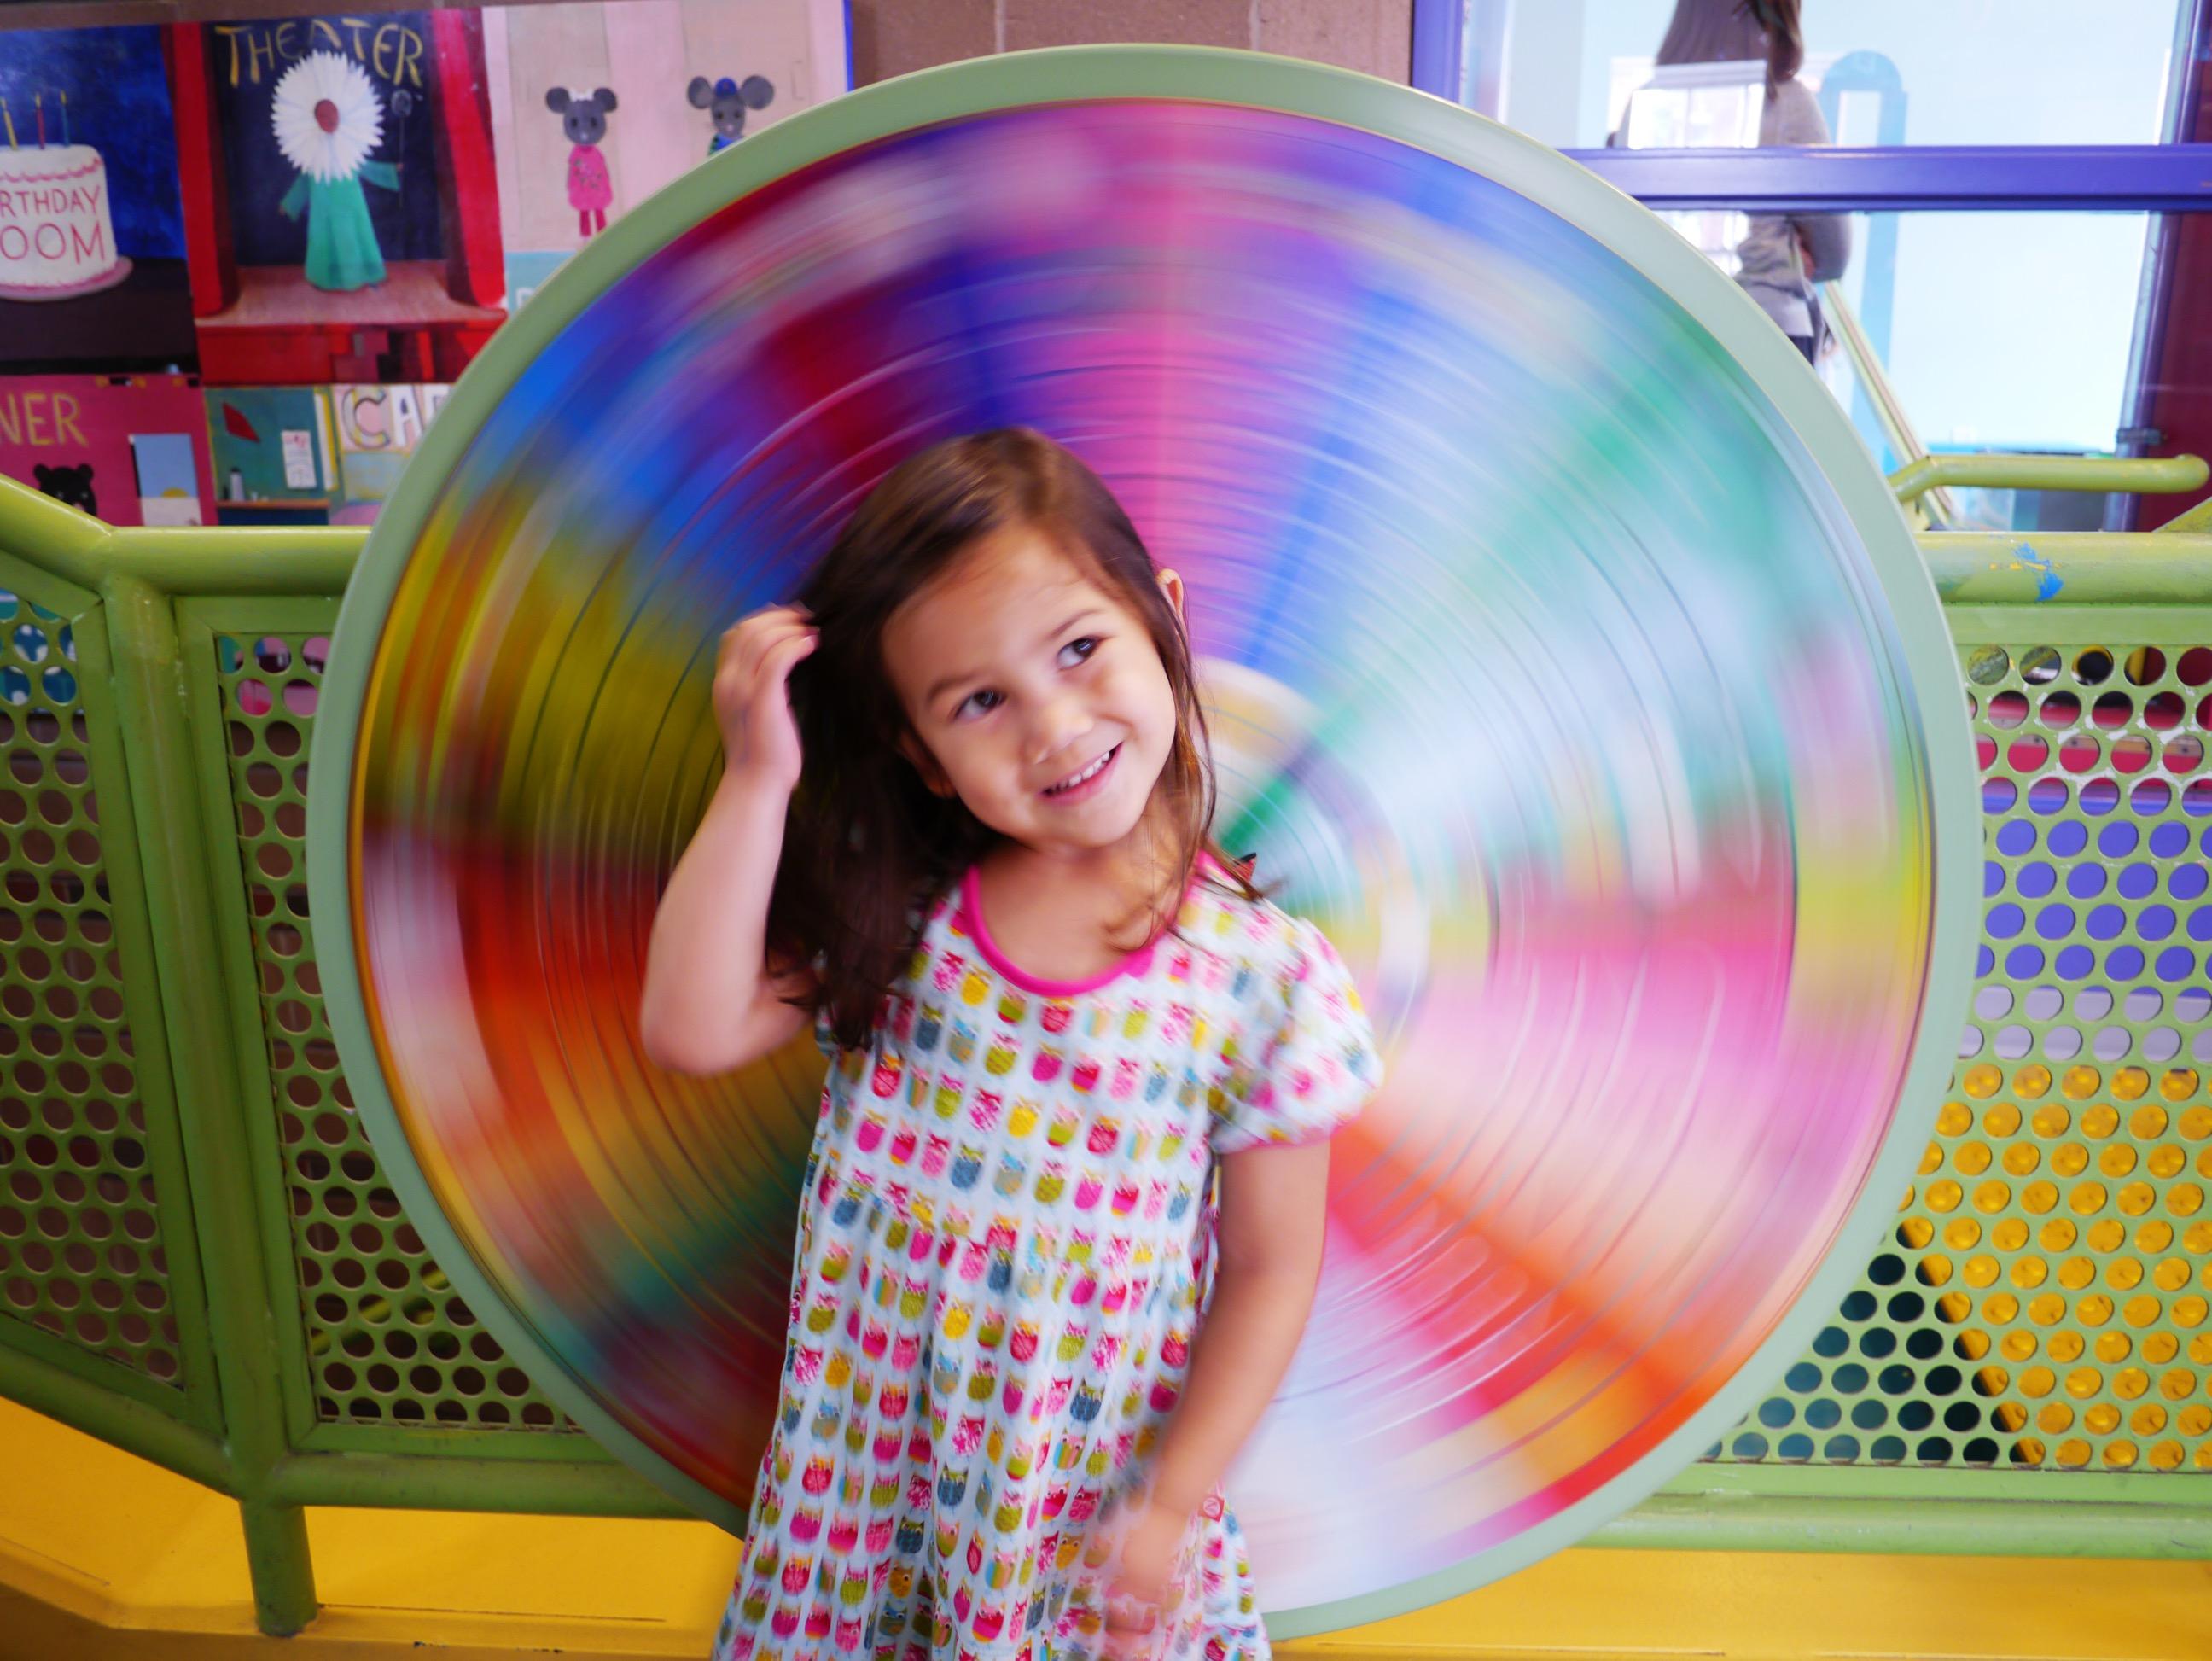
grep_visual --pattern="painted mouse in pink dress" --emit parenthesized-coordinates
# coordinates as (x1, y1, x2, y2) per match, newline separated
(545, 85, 617, 237)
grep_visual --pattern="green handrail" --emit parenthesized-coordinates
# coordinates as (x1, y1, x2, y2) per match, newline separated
(1889, 452, 2209, 508)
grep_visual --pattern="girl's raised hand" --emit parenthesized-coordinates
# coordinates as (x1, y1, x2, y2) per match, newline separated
(713, 606, 817, 788)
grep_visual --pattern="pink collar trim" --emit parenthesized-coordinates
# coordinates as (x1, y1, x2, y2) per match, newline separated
(957, 863, 1211, 998)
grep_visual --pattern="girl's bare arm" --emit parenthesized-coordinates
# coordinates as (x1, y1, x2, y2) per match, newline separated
(637, 609, 817, 1075)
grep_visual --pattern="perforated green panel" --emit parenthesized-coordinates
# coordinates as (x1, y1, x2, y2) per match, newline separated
(212, 630, 574, 1431)
(1717, 635, 2212, 1472)
(0, 591, 183, 1386)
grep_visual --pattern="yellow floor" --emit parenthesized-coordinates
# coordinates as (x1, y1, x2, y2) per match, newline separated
(3, 1397, 2207, 1661)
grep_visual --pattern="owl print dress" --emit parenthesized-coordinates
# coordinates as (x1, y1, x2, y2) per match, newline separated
(714, 865, 1381, 1661)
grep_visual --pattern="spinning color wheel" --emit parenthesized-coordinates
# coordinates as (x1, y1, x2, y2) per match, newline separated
(308, 47, 1976, 1632)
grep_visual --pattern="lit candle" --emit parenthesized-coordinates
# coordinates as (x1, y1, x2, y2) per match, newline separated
(60, 91, 70, 149)
(34, 93, 44, 148)
(1, 99, 15, 150)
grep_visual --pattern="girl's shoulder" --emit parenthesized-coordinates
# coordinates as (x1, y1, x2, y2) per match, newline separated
(1177, 873, 1348, 997)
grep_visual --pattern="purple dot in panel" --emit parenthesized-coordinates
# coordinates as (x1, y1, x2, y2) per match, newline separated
(2192, 906, 2212, 942)
(1987, 903, 2025, 940)
(2028, 778, 2070, 815)
(2140, 905, 2176, 941)
(2081, 778, 2120, 815)
(2035, 905, 2076, 941)
(2016, 862, 2056, 899)
(1984, 861, 2006, 899)
(1984, 778, 2020, 814)
(2151, 823, 2190, 858)
(2005, 944, 2045, 978)
(2133, 778, 2174, 814)
(2100, 823, 2139, 858)
(2087, 904, 2128, 941)
(2056, 944, 2096, 980)
(2120, 864, 2159, 900)
(2172, 865, 2208, 900)
(2106, 945, 2146, 979)
(2156, 947, 2196, 982)
(2067, 865, 2107, 899)
(1996, 820, 2038, 856)
(1977, 945, 1996, 977)
(2048, 821, 2088, 858)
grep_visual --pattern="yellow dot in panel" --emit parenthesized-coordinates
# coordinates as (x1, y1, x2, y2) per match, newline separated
(2124, 1296, 2163, 1331)
(2107, 1258, 2145, 1291)
(2003, 1144, 2042, 1177)
(2053, 1144, 2091, 1177)
(2148, 1440, 2185, 1470)
(2023, 1182, 2060, 1215)
(1956, 1328, 1991, 1360)
(2196, 1333, 2212, 1364)
(2102, 1441, 2138, 1467)
(1917, 1254, 1954, 1287)
(2028, 1291, 2065, 1324)
(1955, 1142, 1994, 1176)
(1986, 1292, 2023, 1323)
(2135, 1105, 2174, 1138)
(2138, 1221, 2175, 1252)
(2157, 1069, 2197, 1102)
(2015, 1259, 2052, 1291)
(2058, 1072, 2098, 1104)
(2011, 1436, 2046, 1463)
(2187, 1221, 2212, 1252)
(2175, 1295, 2209, 1328)
(2079, 1293, 2116, 1326)
(2110, 1072, 2149, 1105)
(2036, 1398, 2071, 1428)
(2008, 1070, 2048, 1104)
(2100, 1144, 2139, 1178)
(2197, 1445, 2212, 1469)
(1924, 1181, 1962, 1215)
(1937, 1099, 1975, 1134)
(2001, 1330, 2037, 1361)
(2058, 1256, 2096, 1290)
(1964, 1255, 2001, 1288)
(2155, 1259, 2192, 1292)
(1936, 1291, 1972, 1323)
(2114, 1367, 2151, 1400)
(2056, 1437, 2093, 1466)
(1945, 1218, 1983, 1250)
(2132, 1402, 2168, 1435)
(2050, 1331, 2086, 1362)
(2179, 1105, 2212, 1139)
(1973, 1364, 2011, 1396)
(1994, 1402, 2029, 1432)
(1899, 1217, 1936, 1249)
(2069, 1182, 2109, 1215)
(1972, 1182, 2011, 1215)
(2146, 1332, 2181, 1366)
(1900, 1186, 1918, 1211)
(2171, 1184, 2205, 1218)
(1985, 1102, 2025, 1135)
(2069, 1368, 2108, 1402)
(2095, 1331, 2133, 1363)
(1963, 1066, 2002, 1100)
(2180, 1403, 2212, 1435)
(2041, 1219, 2077, 1252)
(2158, 1368, 2197, 1400)
(2148, 1145, 2186, 1180)
(1918, 1143, 1945, 1176)
(2086, 1219, 2125, 1253)
(2119, 1183, 2157, 1217)
(2081, 1398, 2119, 1431)
(2022, 1366, 2058, 1398)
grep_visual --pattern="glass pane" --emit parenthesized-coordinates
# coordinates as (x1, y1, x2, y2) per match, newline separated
(1479, 1, 2187, 149)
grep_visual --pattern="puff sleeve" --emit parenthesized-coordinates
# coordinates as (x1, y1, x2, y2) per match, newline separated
(1208, 914, 1382, 1155)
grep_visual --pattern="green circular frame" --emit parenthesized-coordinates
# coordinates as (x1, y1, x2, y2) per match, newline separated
(307, 44, 1979, 1637)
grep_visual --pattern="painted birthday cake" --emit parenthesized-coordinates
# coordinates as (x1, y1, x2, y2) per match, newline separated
(0, 144, 131, 300)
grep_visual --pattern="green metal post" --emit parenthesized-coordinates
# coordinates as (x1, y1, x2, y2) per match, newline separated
(98, 572, 319, 1634)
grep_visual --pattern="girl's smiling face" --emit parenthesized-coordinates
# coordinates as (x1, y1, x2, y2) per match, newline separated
(884, 524, 1183, 858)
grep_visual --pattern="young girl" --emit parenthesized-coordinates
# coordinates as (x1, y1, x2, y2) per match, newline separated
(640, 429, 1381, 1661)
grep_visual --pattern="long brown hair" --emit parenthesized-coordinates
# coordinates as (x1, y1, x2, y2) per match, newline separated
(1656, 0, 1802, 97)
(769, 428, 1251, 1049)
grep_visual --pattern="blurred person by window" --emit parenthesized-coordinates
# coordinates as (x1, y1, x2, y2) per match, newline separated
(1620, 0, 1851, 363)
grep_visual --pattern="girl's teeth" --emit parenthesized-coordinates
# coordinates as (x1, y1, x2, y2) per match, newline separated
(1050, 749, 1114, 794)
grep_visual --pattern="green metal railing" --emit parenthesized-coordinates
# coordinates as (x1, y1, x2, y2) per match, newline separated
(1, 462, 2209, 1637)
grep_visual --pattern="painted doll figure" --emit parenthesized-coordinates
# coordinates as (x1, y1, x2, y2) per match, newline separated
(271, 50, 398, 294)
(548, 86, 618, 238)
